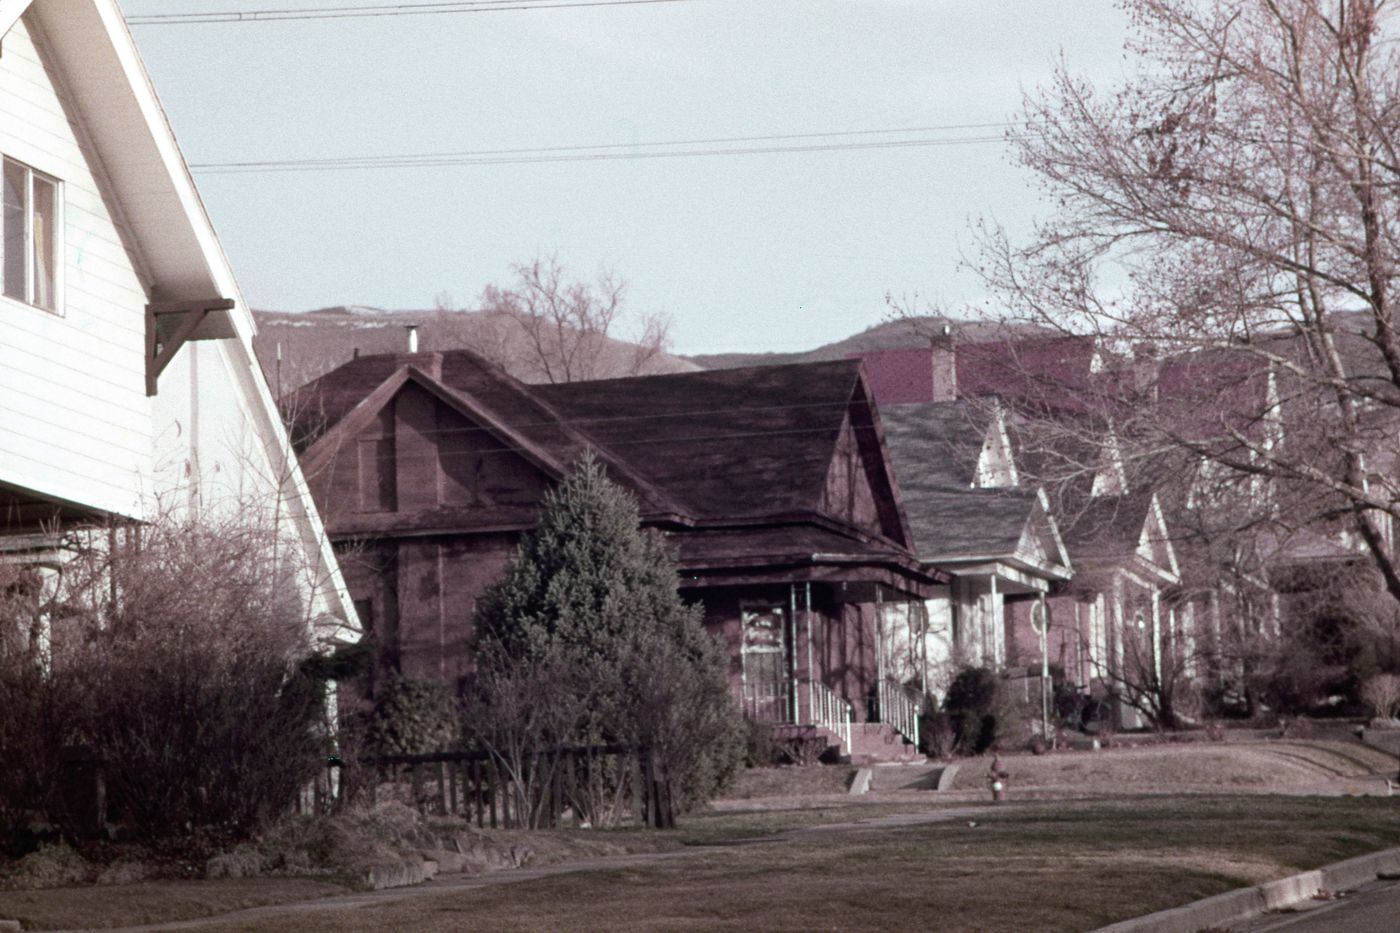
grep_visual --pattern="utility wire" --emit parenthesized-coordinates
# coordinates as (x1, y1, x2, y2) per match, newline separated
(126, 0, 703, 24)
(193, 133, 1009, 174)
(192, 122, 1014, 170)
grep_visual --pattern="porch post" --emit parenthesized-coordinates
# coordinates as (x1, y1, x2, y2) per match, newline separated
(988, 576, 1000, 667)
(875, 584, 885, 686)
(788, 583, 799, 723)
(805, 582, 815, 718)
(1151, 588, 1162, 687)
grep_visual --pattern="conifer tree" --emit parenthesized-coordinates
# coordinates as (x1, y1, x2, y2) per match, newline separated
(472, 451, 743, 818)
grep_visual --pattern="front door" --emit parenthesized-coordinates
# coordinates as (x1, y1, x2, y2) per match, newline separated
(741, 602, 790, 722)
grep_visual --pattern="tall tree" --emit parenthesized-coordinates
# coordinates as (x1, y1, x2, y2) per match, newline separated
(477, 254, 672, 383)
(471, 453, 742, 824)
(979, 0, 1400, 600)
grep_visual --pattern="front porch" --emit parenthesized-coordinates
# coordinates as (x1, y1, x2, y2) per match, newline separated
(687, 579, 932, 764)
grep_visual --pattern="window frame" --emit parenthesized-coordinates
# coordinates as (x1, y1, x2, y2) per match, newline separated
(1, 155, 63, 314)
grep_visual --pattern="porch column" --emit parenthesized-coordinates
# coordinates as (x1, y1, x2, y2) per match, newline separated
(788, 584, 799, 723)
(1151, 588, 1162, 687)
(988, 575, 1001, 667)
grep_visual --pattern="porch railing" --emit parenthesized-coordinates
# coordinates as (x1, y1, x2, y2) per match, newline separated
(806, 678, 853, 754)
(878, 678, 922, 749)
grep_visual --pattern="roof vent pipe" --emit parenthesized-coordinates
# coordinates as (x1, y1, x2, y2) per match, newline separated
(405, 324, 419, 353)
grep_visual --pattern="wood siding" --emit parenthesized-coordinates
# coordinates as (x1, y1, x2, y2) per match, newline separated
(0, 14, 151, 518)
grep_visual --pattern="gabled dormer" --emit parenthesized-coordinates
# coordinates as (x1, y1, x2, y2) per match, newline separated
(1090, 428, 1129, 498)
(1135, 493, 1180, 583)
(973, 403, 1019, 489)
(1015, 488, 1072, 578)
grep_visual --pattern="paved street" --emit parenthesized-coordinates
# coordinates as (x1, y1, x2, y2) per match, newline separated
(1242, 878, 1400, 933)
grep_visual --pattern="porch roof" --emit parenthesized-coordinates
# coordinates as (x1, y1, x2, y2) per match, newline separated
(672, 524, 942, 597)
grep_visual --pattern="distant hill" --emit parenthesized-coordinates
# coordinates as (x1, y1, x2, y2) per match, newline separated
(252, 306, 700, 394)
(684, 317, 1051, 370)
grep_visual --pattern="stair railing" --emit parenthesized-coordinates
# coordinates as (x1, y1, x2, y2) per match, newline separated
(878, 678, 922, 748)
(806, 679, 853, 755)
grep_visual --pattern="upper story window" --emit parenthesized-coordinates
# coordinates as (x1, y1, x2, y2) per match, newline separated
(2, 156, 60, 312)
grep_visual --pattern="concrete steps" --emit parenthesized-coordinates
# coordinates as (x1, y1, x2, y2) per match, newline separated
(847, 722, 922, 765)
(863, 760, 960, 792)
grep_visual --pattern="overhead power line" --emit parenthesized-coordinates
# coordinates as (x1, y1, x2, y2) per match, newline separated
(126, 0, 703, 24)
(190, 124, 1014, 174)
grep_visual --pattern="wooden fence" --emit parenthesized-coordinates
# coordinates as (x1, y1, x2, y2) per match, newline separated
(337, 745, 674, 829)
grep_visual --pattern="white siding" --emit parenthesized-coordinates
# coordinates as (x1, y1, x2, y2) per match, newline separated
(0, 14, 151, 519)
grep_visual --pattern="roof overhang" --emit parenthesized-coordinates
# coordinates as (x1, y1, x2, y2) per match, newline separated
(928, 557, 1064, 593)
(0, 0, 32, 38)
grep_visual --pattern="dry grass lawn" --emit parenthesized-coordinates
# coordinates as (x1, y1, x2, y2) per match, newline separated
(5, 739, 1400, 932)
(195, 795, 1400, 932)
(947, 739, 1397, 793)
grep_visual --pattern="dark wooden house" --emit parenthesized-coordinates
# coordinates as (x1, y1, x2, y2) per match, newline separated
(287, 349, 942, 757)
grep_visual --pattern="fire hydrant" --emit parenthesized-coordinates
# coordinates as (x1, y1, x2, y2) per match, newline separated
(987, 754, 1009, 803)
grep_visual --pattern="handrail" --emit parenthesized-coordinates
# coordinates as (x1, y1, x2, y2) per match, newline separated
(878, 678, 922, 748)
(806, 679, 853, 755)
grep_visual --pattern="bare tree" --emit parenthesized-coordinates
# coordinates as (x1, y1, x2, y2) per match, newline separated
(977, 0, 1400, 602)
(478, 254, 672, 383)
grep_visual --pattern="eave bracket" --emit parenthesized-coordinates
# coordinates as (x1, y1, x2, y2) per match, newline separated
(145, 298, 236, 396)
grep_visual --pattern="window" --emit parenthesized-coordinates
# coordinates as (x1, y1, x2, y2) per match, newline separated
(2, 157, 59, 311)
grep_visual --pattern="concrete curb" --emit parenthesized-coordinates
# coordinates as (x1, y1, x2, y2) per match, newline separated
(1092, 845, 1400, 933)
(935, 763, 960, 791)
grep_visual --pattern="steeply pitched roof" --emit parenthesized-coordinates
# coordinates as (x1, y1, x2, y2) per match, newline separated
(900, 486, 1041, 561)
(0, 0, 357, 631)
(290, 350, 683, 516)
(535, 360, 891, 525)
(881, 400, 994, 489)
(880, 401, 1068, 577)
(1061, 491, 1178, 582)
(292, 351, 913, 548)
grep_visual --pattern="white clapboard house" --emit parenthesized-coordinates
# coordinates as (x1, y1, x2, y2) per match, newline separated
(0, 0, 357, 641)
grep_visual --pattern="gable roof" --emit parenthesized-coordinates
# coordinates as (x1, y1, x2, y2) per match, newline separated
(880, 401, 1069, 579)
(292, 351, 915, 547)
(535, 360, 906, 534)
(1, 0, 356, 631)
(880, 399, 1020, 490)
(292, 350, 684, 517)
(1061, 491, 1179, 583)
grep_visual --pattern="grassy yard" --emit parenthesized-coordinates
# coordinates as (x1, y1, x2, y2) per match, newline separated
(4, 739, 1400, 932)
(182, 795, 1400, 933)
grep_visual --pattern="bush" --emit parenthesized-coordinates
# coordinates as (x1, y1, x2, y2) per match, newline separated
(942, 667, 1006, 755)
(919, 710, 957, 760)
(363, 675, 460, 757)
(0, 516, 334, 850)
(744, 718, 780, 767)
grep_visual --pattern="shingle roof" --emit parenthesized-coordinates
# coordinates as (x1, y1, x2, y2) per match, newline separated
(898, 486, 1042, 562)
(291, 351, 914, 555)
(1059, 492, 1155, 566)
(881, 400, 991, 489)
(534, 360, 869, 523)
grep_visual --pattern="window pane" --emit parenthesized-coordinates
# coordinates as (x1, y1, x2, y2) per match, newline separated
(31, 174, 56, 310)
(2, 160, 25, 302)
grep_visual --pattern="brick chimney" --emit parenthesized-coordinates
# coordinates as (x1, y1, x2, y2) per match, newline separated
(930, 326, 956, 402)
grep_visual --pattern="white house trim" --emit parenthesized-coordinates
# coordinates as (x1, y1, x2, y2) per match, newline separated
(2, 0, 358, 639)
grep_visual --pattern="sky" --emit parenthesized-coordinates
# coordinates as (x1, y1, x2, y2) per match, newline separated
(121, 0, 1132, 356)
